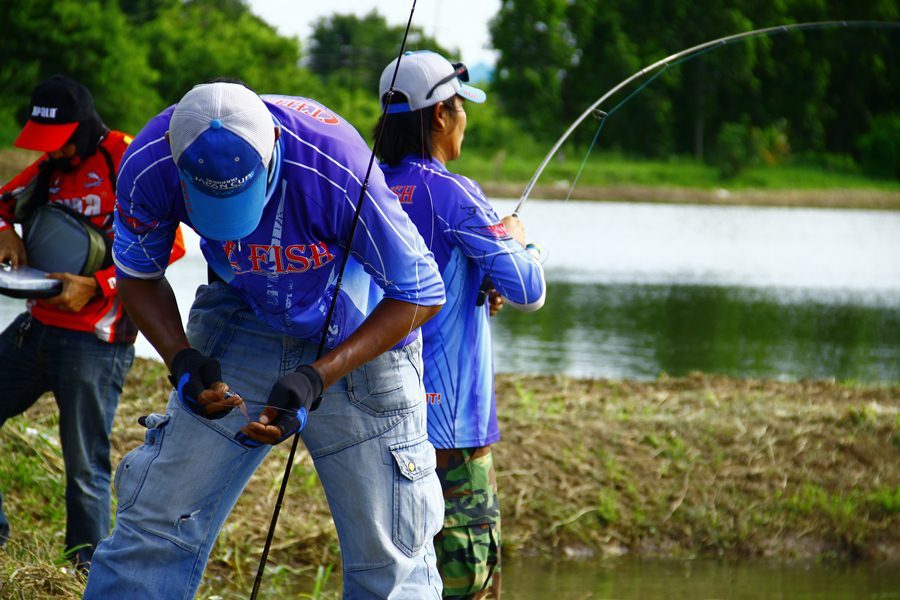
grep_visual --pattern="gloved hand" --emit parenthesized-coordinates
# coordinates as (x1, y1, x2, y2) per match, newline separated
(168, 348, 234, 419)
(235, 364, 324, 447)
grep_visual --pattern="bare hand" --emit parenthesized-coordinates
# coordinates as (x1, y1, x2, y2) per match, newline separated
(197, 382, 245, 417)
(238, 406, 284, 445)
(488, 289, 505, 317)
(501, 215, 526, 246)
(43, 272, 100, 312)
(0, 228, 27, 268)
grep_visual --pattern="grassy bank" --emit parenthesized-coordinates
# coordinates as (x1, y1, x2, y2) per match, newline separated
(0, 359, 897, 598)
(2, 148, 898, 210)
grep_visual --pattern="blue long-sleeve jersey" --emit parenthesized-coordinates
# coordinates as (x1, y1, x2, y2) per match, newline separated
(382, 156, 546, 448)
(113, 97, 444, 348)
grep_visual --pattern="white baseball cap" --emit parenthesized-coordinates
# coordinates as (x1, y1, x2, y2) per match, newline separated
(169, 82, 276, 241)
(379, 50, 486, 113)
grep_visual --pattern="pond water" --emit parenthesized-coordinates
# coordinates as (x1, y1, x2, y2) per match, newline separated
(498, 557, 900, 599)
(254, 556, 900, 599)
(490, 199, 899, 382)
(1, 199, 898, 382)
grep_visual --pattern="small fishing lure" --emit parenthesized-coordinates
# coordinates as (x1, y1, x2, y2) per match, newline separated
(224, 389, 250, 422)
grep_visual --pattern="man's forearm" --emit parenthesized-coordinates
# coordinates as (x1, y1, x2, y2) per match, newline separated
(119, 277, 190, 368)
(312, 298, 441, 388)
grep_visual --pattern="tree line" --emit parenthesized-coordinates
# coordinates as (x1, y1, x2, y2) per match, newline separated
(1, 0, 897, 178)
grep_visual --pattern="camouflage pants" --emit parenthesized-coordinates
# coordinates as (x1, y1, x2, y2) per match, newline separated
(434, 446, 501, 599)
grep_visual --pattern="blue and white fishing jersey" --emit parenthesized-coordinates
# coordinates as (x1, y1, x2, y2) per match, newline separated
(113, 96, 444, 347)
(382, 156, 546, 448)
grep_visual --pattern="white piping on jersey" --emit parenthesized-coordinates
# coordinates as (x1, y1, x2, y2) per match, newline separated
(113, 252, 164, 279)
(282, 127, 442, 287)
(120, 152, 176, 277)
(267, 179, 287, 309)
(118, 134, 169, 182)
(281, 158, 391, 287)
(413, 160, 539, 305)
(127, 154, 173, 216)
(94, 296, 120, 341)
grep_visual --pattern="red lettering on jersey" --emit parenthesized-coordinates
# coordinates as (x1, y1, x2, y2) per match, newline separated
(390, 184, 416, 204)
(271, 245, 285, 272)
(249, 244, 271, 271)
(272, 98, 340, 125)
(483, 223, 510, 238)
(285, 244, 311, 272)
(232, 241, 335, 274)
(310, 242, 334, 269)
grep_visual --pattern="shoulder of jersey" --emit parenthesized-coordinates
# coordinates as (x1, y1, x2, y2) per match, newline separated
(107, 130, 134, 151)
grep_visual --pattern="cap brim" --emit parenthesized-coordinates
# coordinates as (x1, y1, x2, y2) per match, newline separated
(180, 169, 268, 241)
(458, 84, 486, 104)
(14, 121, 79, 152)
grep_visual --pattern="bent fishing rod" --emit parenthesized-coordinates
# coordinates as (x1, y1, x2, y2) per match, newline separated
(248, 1, 419, 597)
(513, 20, 900, 217)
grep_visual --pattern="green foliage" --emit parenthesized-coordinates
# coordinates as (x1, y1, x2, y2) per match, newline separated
(308, 10, 451, 104)
(713, 119, 791, 178)
(488, 0, 900, 163)
(595, 488, 620, 525)
(138, 0, 319, 106)
(867, 486, 900, 515)
(785, 484, 859, 526)
(0, 0, 897, 193)
(489, 0, 574, 138)
(857, 113, 900, 179)
(714, 121, 757, 178)
(0, 0, 324, 144)
(0, 0, 160, 140)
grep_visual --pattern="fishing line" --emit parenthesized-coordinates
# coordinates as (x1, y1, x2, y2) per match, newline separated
(516, 20, 900, 216)
(560, 52, 700, 204)
(248, 2, 419, 597)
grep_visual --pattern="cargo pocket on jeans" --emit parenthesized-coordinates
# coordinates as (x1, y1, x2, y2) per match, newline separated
(361, 349, 403, 395)
(390, 438, 438, 557)
(114, 413, 170, 513)
(351, 340, 424, 416)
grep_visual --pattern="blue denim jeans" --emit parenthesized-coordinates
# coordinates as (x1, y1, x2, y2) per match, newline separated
(0, 312, 134, 564)
(84, 283, 443, 599)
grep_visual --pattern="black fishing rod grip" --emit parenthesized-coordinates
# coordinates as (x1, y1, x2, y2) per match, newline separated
(475, 275, 493, 306)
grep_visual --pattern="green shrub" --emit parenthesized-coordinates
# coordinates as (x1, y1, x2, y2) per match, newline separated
(714, 119, 792, 179)
(714, 121, 756, 178)
(857, 113, 900, 180)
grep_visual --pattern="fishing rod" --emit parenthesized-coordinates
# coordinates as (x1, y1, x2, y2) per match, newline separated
(513, 20, 900, 217)
(248, 2, 419, 597)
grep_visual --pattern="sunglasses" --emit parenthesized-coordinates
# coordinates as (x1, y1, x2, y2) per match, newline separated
(425, 62, 469, 100)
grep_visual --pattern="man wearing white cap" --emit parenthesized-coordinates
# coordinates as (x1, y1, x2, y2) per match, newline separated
(83, 80, 447, 598)
(375, 51, 546, 599)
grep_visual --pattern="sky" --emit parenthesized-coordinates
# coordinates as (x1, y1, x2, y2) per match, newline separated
(246, 0, 502, 67)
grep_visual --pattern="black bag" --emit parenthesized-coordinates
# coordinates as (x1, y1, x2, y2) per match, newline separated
(14, 143, 116, 277)
(23, 203, 113, 276)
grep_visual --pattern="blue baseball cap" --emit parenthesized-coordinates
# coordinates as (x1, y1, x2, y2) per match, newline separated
(169, 83, 276, 241)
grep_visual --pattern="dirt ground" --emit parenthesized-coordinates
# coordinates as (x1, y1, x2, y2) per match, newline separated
(0, 361, 897, 598)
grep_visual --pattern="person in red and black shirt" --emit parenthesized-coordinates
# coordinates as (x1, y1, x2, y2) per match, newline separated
(0, 75, 185, 568)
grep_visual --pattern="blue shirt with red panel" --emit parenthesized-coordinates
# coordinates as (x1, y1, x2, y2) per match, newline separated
(112, 96, 444, 348)
(381, 155, 546, 449)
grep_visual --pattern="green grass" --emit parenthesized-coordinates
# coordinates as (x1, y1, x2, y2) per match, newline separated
(453, 150, 900, 191)
(1, 367, 898, 598)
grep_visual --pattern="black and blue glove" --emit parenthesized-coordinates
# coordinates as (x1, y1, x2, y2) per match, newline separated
(168, 348, 231, 419)
(235, 364, 323, 447)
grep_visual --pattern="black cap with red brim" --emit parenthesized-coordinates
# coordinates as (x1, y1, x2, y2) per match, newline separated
(14, 75, 94, 153)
